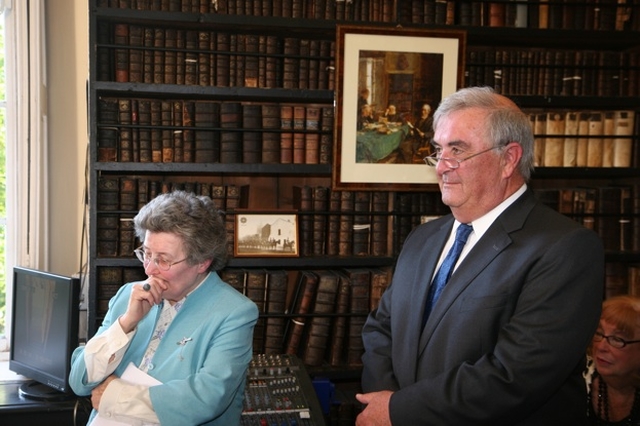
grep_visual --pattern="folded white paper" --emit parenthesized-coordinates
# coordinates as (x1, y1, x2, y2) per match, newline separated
(89, 362, 162, 426)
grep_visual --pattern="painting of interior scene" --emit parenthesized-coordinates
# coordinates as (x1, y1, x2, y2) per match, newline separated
(356, 50, 444, 165)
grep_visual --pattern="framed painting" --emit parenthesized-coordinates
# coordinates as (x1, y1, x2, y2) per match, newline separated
(234, 212, 299, 257)
(332, 25, 466, 191)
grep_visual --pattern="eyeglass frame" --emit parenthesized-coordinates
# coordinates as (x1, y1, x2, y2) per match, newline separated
(133, 246, 188, 271)
(423, 145, 502, 169)
(592, 330, 640, 349)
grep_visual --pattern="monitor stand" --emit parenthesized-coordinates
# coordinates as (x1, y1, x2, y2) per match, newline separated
(18, 380, 75, 402)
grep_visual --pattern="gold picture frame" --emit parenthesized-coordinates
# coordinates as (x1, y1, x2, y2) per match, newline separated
(332, 25, 466, 191)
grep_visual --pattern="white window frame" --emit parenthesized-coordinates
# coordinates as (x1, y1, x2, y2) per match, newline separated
(3, 0, 49, 342)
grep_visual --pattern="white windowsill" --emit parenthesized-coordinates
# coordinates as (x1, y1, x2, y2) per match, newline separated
(0, 351, 28, 382)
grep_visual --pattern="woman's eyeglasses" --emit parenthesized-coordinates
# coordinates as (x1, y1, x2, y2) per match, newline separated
(593, 331, 640, 349)
(134, 246, 187, 271)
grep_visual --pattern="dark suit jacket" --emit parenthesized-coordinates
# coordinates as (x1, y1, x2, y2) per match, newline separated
(361, 189, 604, 425)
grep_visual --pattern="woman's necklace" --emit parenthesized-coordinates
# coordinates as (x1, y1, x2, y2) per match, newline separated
(596, 376, 640, 425)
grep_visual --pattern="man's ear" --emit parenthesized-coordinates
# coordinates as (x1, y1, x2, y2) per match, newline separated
(501, 142, 523, 178)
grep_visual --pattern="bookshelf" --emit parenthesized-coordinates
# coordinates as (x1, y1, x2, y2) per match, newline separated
(88, 1, 640, 381)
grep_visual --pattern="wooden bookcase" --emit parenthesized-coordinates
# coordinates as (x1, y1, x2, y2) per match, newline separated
(87, 0, 640, 381)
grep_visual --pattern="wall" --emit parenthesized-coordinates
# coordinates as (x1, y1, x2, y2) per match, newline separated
(45, 1, 87, 278)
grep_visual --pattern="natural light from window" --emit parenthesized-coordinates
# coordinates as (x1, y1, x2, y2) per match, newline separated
(0, 13, 7, 339)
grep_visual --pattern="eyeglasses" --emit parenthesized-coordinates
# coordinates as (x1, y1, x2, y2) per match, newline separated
(423, 146, 501, 169)
(593, 331, 640, 349)
(134, 246, 188, 271)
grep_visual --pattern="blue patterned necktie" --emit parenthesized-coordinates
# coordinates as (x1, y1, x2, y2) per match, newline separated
(423, 223, 473, 326)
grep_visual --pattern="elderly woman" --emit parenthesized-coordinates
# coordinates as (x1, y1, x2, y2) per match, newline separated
(585, 295, 640, 425)
(70, 190, 258, 425)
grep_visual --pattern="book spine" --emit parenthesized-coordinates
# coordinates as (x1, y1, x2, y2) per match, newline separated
(97, 98, 119, 162)
(328, 273, 350, 366)
(114, 23, 130, 82)
(264, 270, 288, 354)
(302, 271, 339, 366)
(118, 99, 133, 162)
(587, 112, 604, 167)
(353, 191, 372, 256)
(261, 104, 281, 164)
(543, 111, 565, 167)
(370, 267, 391, 311)
(613, 110, 635, 167)
(345, 269, 371, 366)
(245, 269, 267, 354)
(370, 191, 389, 256)
(294, 185, 313, 256)
(285, 272, 318, 357)
(242, 104, 263, 164)
(220, 102, 243, 164)
(312, 186, 328, 255)
(339, 191, 355, 256)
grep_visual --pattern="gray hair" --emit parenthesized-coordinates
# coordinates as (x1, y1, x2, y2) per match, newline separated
(134, 190, 228, 271)
(433, 86, 535, 181)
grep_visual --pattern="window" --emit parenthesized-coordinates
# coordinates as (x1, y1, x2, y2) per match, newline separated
(1, 0, 49, 348)
(0, 9, 7, 338)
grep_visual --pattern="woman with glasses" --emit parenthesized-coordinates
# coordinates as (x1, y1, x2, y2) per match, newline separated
(69, 190, 258, 426)
(585, 295, 640, 425)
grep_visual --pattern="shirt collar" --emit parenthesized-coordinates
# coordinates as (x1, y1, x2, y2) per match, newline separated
(464, 184, 527, 240)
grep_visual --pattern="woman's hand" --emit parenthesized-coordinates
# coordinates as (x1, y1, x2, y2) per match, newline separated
(118, 278, 166, 333)
(91, 374, 118, 411)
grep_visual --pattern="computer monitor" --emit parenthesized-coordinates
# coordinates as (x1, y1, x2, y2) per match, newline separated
(9, 266, 80, 401)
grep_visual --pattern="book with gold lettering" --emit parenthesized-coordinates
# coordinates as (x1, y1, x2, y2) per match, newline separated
(587, 112, 604, 167)
(284, 271, 318, 357)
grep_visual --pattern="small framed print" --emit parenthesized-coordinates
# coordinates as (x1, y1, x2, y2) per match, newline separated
(234, 212, 299, 257)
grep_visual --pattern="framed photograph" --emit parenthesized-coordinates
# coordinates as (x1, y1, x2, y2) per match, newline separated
(332, 25, 466, 191)
(234, 212, 299, 257)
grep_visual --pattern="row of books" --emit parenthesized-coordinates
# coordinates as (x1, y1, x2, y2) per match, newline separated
(96, 176, 640, 262)
(98, 0, 640, 32)
(97, 98, 334, 164)
(222, 267, 393, 367)
(466, 48, 640, 97)
(405, 0, 640, 31)
(394, 192, 450, 254)
(534, 184, 639, 252)
(96, 266, 148, 316)
(98, 0, 399, 22)
(98, 23, 640, 99)
(94, 264, 392, 368)
(292, 188, 450, 258)
(100, 22, 336, 90)
(94, 259, 640, 369)
(96, 178, 249, 257)
(527, 110, 637, 168)
(294, 186, 393, 258)
(605, 262, 640, 299)
(95, 180, 450, 262)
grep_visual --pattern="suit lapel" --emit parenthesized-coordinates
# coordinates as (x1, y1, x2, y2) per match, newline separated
(418, 190, 536, 355)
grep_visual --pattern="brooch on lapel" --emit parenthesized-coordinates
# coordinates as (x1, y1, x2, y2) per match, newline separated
(177, 337, 193, 360)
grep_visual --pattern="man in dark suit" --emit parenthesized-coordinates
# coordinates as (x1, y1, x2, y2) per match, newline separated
(356, 87, 604, 425)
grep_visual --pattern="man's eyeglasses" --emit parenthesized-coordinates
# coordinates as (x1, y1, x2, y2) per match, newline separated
(423, 146, 501, 169)
(134, 246, 187, 271)
(593, 331, 640, 349)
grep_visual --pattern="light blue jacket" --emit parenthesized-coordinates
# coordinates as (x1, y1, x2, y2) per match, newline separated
(69, 272, 258, 425)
